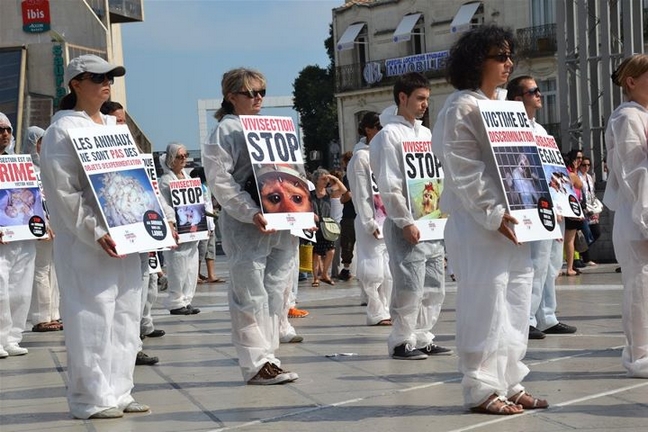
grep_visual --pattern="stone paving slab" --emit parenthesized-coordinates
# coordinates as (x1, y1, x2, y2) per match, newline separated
(1, 262, 647, 432)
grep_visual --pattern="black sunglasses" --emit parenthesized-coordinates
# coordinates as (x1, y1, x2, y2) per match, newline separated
(486, 53, 514, 63)
(236, 89, 266, 99)
(78, 73, 114, 84)
(524, 87, 541, 96)
(0, 126, 11, 134)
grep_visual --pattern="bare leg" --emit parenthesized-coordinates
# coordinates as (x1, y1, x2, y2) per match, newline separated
(563, 229, 577, 275)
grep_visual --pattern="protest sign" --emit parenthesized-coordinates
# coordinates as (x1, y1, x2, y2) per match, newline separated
(401, 140, 446, 241)
(240, 115, 315, 231)
(141, 154, 159, 195)
(477, 100, 561, 242)
(169, 177, 209, 243)
(370, 171, 387, 239)
(147, 250, 162, 274)
(0, 154, 48, 241)
(68, 125, 176, 254)
(535, 134, 584, 219)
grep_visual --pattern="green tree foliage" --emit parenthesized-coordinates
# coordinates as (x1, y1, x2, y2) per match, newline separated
(293, 24, 338, 172)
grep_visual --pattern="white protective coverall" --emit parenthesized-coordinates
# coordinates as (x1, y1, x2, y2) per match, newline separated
(527, 120, 563, 331)
(603, 101, 648, 378)
(40, 110, 141, 419)
(369, 106, 445, 355)
(203, 114, 294, 381)
(348, 138, 392, 325)
(159, 165, 199, 311)
(279, 235, 299, 343)
(22, 126, 61, 326)
(432, 90, 533, 408)
(0, 116, 36, 354)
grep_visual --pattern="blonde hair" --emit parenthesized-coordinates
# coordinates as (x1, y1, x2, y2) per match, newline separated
(215, 68, 266, 121)
(612, 54, 648, 96)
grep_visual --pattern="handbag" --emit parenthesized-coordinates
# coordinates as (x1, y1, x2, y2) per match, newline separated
(586, 197, 604, 215)
(319, 217, 341, 242)
(575, 229, 589, 253)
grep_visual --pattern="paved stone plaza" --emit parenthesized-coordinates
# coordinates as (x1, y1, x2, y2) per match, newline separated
(1, 260, 646, 432)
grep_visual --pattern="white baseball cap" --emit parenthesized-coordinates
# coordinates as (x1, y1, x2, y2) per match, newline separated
(64, 54, 126, 87)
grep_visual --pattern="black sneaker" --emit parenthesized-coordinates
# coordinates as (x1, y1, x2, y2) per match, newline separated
(392, 343, 428, 360)
(187, 305, 201, 314)
(543, 322, 577, 334)
(135, 351, 159, 366)
(529, 326, 546, 339)
(338, 269, 351, 281)
(421, 344, 452, 355)
(170, 306, 191, 315)
(145, 329, 166, 338)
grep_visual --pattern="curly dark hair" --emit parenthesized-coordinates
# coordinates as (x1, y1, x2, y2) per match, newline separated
(446, 25, 516, 91)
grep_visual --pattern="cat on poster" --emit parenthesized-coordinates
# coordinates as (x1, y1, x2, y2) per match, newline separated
(240, 115, 315, 231)
(68, 125, 176, 254)
(401, 140, 447, 241)
(534, 134, 584, 219)
(477, 100, 561, 242)
(0, 154, 48, 241)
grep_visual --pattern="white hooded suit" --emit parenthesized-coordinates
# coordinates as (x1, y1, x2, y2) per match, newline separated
(40, 110, 141, 419)
(604, 101, 648, 378)
(432, 90, 533, 408)
(203, 114, 294, 381)
(0, 115, 36, 356)
(347, 138, 392, 325)
(369, 106, 445, 355)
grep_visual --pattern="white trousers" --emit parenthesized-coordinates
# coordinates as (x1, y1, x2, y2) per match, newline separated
(383, 219, 445, 355)
(139, 253, 159, 336)
(445, 210, 533, 407)
(354, 218, 392, 325)
(0, 240, 36, 349)
(613, 203, 648, 378)
(220, 212, 294, 381)
(164, 241, 199, 310)
(29, 239, 60, 324)
(529, 236, 562, 330)
(53, 232, 142, 419)
(279, 238, 299, 343)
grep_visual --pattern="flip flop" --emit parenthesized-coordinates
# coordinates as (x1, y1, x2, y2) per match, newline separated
(470, 395, 523, 415)
(312, 281, 320, 287)
(372, 319, 392, 326)
(204, 278, 226, 284)
(321, 278, 335, 285)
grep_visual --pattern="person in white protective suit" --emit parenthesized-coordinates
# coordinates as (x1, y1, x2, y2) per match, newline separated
(432, 26, 549, 415)
(203, 68, 299, 385)
(0, 113, 36, 358)
(22, 126, 63, 333)
(604, 53, 648, 378)
(506, 76, 577, 340)
(369, 72, 451, 360)
(39, 54, 148, 419)
(100, 100, 168, 366)
(347, 111, 393, 326)
(159, 142, 201, 316)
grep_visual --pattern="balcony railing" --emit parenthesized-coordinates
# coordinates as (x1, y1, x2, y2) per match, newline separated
(335, 55, 446, 93)
(516, 24, 558, 58)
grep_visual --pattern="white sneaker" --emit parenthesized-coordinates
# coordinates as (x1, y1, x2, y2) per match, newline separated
(6, 344, 28, 356)
(0, 347, 8, 358)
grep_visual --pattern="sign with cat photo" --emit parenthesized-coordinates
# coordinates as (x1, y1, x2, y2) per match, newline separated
(401, 140, 447, 241)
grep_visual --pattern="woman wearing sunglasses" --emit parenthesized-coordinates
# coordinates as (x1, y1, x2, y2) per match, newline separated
(40, 55, 150, 419)
(604, 53, 648, 378)
(203, 68, 299, 385)
(158, 142, 202, 316)
(432, 26, 548, 415)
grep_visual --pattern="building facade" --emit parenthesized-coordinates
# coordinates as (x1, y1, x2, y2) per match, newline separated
(332, 0, 647, 262)
(0, 0, 149, 152)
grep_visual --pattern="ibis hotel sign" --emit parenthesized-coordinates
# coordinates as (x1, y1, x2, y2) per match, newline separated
(22, 0, 51, 33)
